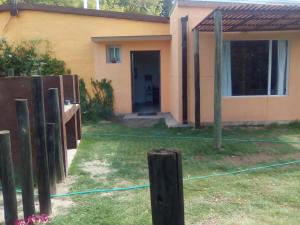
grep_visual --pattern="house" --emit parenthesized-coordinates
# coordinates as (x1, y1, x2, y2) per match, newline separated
(1, 0, 300, 126)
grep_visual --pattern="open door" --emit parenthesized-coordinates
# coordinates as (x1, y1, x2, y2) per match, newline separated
(131, 51, 161, 114)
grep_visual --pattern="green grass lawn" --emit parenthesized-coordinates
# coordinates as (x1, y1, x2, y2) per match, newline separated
(50, 120, 300, 225)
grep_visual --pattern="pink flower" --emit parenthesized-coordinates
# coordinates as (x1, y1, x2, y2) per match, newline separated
(15, 215, 49, 225)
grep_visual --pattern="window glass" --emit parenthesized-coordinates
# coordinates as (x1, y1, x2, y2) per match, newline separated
(114, 47, 120, 62)
(222, 40, 289, 96)
(107, 46, 121, 63)
(231, 41, 269, 96)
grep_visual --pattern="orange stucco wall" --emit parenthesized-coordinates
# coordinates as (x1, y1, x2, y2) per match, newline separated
(0, 11, 11, 35)
(2, 4, 300, 123)
(94, 40, 170, 113)
(170, 4, 213, 123)
(0, 10, 170, 114)
(172, 3, 300, 124)
(199, 31, 300, 124)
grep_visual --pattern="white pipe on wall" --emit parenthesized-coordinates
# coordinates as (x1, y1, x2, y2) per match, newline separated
(96, 0, 100, 10)
(83, 0, 88, 9)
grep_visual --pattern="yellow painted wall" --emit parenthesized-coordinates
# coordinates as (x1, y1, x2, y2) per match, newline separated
(198, 31, 300, 123)
(0, 10, 170, 114)
(94, 40, 170, 113)
(169, 6, 181, 122)
(2, 5, 300, 123)
(0, 12, 11, 36)
(173, 3, 300, 124)
(170, 4, 214, 122)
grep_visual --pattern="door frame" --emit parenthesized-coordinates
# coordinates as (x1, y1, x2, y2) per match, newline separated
(130, 50, 161, 113)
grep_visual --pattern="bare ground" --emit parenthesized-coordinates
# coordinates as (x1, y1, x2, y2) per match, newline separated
(0, 176, 76, 224)
(196, 151, 300, 167)
(80, 160, 112, 178)
(121, 119, 162, 128)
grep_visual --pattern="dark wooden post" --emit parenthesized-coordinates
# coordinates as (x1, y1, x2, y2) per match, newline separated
(181, 16, 188, 124)
(32, 76, 52, 215)
(214, 10, 223, 150)
(15, 99, 35, 218)
(74, 75, 82, 140)
(148, 150, 184, 225)
(194, 29, 200, 128)
(0, 131, 18, 225)
(48, 88, 65, 182)
(46, 123, 56, 195)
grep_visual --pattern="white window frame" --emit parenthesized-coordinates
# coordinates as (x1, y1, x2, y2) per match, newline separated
(106, 45, 121, 64)
(269, 40, 290, 96)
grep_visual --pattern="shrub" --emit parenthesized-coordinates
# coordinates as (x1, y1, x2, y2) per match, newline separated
(79, 78, 92, 121)
(0, 38, 70, 76)
(79, 78, 114, 121)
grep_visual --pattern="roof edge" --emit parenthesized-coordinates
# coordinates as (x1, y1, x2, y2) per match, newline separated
(92, 35, 172, 42)
(0, 3, 169, 23)
(178, 0, 300, 8)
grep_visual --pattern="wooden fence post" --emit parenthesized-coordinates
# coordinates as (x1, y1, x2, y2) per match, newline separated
(148, 150, 184, 225)
(214, 10, 223, 151)
(0, 131, 18, 225)
(46, 123, 56, 195)
(15, 99, 35, 218)
(32, 76, 52, 215)
(48, 88, 65, 183)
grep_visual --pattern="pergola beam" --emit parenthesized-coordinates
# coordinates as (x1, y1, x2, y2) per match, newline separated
(216, 9, 300, 15)
(226, 14, 257, 32)
(278, 18, 300, 29)
(252, 13, 291, 30)
(214, 10, 223, 151)
(193, 4, 300, 33)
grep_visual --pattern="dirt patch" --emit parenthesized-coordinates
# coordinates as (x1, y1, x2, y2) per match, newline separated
(80, 160, 112, 178)
(195, 152, 300, 167)
(255, 142, 285, 148)
(51, 176, 77, 217)
(115, 180, 133, 187)
(121, 119, 162, 128)
(0, 176, 76, 223)
(0, 192, 24, 224)
(221, 151, 300, 166)
(199, 217, 219, 225)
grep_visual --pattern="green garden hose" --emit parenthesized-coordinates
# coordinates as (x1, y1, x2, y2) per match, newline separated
(82, 132, 300, 144)
(1, 159, 300, 198)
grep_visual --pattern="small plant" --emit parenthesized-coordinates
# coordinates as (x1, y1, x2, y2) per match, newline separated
(79, 78, 114, 121)
(39, 52, 71, 75)
(79, 78, 92, 121)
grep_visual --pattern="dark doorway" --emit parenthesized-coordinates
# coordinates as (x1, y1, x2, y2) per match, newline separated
(131, 51, 161, 114)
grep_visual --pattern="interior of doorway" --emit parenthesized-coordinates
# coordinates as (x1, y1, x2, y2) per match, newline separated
(131, 51, 161, 114)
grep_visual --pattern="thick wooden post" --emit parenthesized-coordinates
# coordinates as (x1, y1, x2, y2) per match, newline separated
(48, 88, 65, 182)
(46, 123, 57, 195)
(214, 11, 223, 150)
(32, 76, 52, 215)
(15, 99, 35, 218)
(194, 29, 200, 128)
(181, 16, 188, 124)
(148, 150, 184, 225)
(0, 131, 18, 225)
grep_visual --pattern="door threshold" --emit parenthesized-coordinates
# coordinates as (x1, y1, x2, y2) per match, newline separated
(137, 112, 158, 116)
